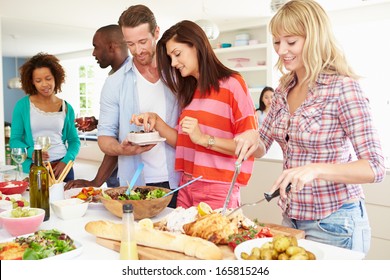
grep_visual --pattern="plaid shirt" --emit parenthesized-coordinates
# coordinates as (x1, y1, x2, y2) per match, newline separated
(260, 73, 385, 220)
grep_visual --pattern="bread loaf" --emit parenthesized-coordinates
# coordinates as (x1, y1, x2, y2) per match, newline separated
(85, 220, 223, 260)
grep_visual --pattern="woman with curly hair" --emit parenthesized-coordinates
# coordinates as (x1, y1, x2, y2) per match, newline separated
(10, 52, 80, 181)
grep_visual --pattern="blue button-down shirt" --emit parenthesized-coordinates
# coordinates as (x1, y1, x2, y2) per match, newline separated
(97, 57, 180, 188)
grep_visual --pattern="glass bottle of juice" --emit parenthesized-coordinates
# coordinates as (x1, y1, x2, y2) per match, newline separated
(119, 204, 138, 260)
(29, 144, 50, 221)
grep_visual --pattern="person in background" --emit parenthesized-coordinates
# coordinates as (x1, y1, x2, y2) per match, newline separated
(255, 86, 274, 127)
(97, 5, 180, 208)
(65, 24, 129, 190)
(132, 20, 258, 210)
(233, 0, 385, 254)
(10, 52, 80, 181)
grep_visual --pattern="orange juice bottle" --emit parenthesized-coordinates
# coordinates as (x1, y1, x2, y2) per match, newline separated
(119, 204, 138, 260)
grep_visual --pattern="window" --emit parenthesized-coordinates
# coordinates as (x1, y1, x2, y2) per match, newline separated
(58, 55, 109, 120)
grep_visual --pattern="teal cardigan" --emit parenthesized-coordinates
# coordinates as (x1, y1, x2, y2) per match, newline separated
(10, 96, 81, 173)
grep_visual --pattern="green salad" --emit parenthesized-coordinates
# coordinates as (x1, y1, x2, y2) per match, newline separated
(14, 229, 76, 260)
(118, 188, 166, 200)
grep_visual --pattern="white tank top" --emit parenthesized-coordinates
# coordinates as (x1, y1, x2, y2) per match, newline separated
(30, 99, 67, 161)
(134, 65, 169, 184)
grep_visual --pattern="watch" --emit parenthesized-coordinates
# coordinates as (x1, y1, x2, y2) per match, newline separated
(207, 135, 215, 149)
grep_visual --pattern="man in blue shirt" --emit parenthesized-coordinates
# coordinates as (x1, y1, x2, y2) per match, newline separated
(97, 5, 180, 208)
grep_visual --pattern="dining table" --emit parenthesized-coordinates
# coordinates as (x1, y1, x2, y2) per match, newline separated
(0, 192, 366, 260)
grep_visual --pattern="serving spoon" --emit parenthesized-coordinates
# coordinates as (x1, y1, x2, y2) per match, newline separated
(125, 163, 144, 196)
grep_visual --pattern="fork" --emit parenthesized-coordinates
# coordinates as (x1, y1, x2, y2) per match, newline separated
(227, 183, 291, 217)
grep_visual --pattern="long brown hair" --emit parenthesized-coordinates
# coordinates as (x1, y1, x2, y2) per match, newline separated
(156, 20, 238, 108)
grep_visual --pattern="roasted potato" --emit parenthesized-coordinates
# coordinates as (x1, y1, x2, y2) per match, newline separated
(240, 235, 317, 261)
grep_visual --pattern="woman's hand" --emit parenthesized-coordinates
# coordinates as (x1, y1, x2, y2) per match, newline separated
(52, 161, 67, 179)
(42, 151, 50, 162)
(179, 117, 204, 145)
(130, 113, 159, 132)
(234, 129, 264, 163)
(269, 164, 320, 199)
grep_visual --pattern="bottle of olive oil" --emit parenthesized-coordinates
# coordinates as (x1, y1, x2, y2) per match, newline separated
(29, 144, 50, 221)
(119, 204, 138, 260)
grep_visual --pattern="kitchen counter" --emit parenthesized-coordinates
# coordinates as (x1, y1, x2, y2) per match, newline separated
(0, 199, 365, 260)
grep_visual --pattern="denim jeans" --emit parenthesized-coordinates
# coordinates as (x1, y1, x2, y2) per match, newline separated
(282, 200, 371, 255)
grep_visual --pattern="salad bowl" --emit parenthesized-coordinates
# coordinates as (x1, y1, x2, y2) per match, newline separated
(100, 186, 172, 220)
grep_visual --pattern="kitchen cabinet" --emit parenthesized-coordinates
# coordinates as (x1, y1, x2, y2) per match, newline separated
(212, 19, 278, 108)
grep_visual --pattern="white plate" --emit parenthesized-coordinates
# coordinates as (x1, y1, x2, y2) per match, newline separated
(234, 237, 324, 260)
(64, 188, 104, 208)
(130, 137, 166, 146)
(0, 232, 83, 260)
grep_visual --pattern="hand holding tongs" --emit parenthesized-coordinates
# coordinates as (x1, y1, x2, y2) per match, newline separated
(221, 162, 242, 215)
(227, 183, 292, 217)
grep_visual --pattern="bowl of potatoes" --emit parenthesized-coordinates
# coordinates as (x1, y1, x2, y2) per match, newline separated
(234, 235, 324, 260)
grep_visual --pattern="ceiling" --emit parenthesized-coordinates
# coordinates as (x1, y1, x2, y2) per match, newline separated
(1, 0, 389, 57)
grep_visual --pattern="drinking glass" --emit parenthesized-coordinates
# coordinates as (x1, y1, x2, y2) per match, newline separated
(75, 114, 90, 147)
(10, 148, 27, 180)
(36, 136, 51, 163)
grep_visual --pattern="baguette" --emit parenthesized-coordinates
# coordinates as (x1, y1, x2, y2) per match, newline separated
(85, 220, 223, 260)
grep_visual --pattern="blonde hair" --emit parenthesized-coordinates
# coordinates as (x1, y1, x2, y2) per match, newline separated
(269, 0, 358, 89)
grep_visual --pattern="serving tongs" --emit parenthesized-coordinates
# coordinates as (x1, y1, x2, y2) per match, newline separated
(227, 183, 292, 217)
(221, 162, 242, 215)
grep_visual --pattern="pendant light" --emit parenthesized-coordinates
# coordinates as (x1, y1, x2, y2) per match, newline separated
(7, 57, 22, 89)
(194, 0, 219, 40)
(270, 0, 288, 12)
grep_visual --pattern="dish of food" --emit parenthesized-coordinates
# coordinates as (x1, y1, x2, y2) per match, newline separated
(64, 187, 103, 207)
(127, 131, 166, 145)
(234, 236, 324, 260)
(0, 181, 29, 195)
(0, 229, 83, 260)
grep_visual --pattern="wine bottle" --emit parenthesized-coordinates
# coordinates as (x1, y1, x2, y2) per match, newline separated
(119, 204, 138, 260)
(29, 144, 50, 221)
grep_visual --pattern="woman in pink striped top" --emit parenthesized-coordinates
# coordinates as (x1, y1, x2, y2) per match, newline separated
(234, 0, 385, 254)
(131, 20, 258, 210)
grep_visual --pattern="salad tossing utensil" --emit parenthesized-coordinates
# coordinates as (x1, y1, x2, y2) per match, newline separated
(221, 162, 242, 215)
(227, 183, 292, 217)
(162, 176, 203, 198)
(125, 163, 144, 196)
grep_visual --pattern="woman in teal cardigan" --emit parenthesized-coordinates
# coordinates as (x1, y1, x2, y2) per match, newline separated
(10, 52, 80, 180)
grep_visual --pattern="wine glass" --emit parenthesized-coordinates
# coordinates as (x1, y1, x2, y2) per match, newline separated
(75, 114, 90, 147)
(36, 136, 51, 162)
(10, 148, 27, 180)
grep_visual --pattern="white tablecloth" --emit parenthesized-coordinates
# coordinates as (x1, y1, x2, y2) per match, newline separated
(0, 198, 365, 260)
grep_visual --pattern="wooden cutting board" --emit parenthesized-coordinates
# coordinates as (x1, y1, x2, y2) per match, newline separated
(95, 224, 305, 260)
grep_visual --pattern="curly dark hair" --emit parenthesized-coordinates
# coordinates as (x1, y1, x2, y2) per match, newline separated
(20, 52, 65, 95)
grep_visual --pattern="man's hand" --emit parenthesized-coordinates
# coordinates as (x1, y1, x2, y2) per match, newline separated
(75, 116, 98, 132)
(64, 179, 95, 190)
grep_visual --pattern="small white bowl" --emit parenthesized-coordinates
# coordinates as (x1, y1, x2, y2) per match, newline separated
(50, 198, 88, 220)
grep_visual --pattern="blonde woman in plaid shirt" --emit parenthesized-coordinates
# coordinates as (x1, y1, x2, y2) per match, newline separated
(234, 0, 385, 255)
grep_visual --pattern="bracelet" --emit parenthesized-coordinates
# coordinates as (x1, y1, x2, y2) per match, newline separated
(206, 135, 215, 149)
